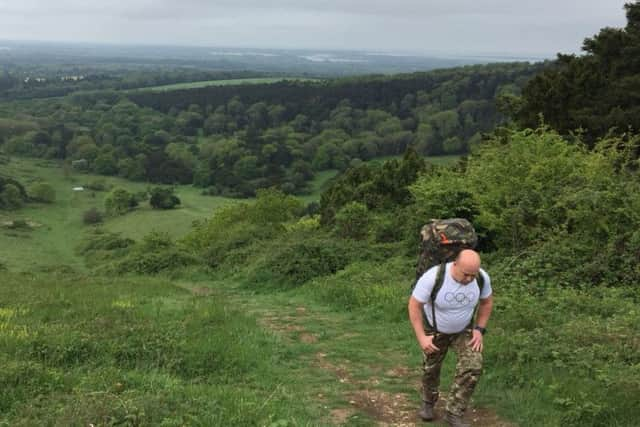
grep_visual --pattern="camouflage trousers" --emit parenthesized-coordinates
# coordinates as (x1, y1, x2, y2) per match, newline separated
(422, 329, 483, 417)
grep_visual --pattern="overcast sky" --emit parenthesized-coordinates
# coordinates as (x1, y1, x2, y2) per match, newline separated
(0, 0, 630, 56)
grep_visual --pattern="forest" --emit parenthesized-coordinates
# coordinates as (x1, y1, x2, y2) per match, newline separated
(0, 62, 543, 196)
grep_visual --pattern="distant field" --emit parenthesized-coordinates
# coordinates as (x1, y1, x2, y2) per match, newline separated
(135, 77, 320, 92)
(297, 169, 339, 204)
(0, 158, 234, 272)
(0, 153, 459, 271)
(369, 154, 461, 166)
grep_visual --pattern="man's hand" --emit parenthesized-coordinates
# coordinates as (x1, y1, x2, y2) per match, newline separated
(467, 329, 483, 352)
(419, 334, 440, 354)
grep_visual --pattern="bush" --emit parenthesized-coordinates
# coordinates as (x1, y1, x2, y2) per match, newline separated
(104, 188, 138, 216)
(410, 127, 640, 286)
(149, 187, 181, 209)
(248, 188, 304, 225)
(110, 232, 198, 274)
(0, 183, 24, 210)
(28, 182, 55, 203)
(183, 189, 304, 268)
(111, 248, 198, 275)
(304, 257, 410, 320)
(333, 201, 370, 240)
(243, 233, 389, 288)
(78, 230, 134, 253)
(84, 179, 108, 191)
(82, 207, 103, 225)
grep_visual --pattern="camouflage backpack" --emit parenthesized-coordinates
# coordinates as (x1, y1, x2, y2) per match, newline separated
(414, 218, 478, 284)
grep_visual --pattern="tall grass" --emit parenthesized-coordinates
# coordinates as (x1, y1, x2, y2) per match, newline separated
(0, 272, 319, 426)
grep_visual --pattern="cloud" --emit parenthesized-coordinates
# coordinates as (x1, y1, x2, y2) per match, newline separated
(0, 0, 629, 55)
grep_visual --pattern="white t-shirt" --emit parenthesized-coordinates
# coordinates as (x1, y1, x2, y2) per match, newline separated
(412, 262, 492, 334)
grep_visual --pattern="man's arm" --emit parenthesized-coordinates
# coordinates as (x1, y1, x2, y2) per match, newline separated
(408, 296, 439, 353)
(475, 294, 493, 328)
(468, 294, 493, 352)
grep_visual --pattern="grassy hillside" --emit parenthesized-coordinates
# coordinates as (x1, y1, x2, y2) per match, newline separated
(0, 157, 233, 271)
(3, 138, 639, 427)
(0, 272, 324, 426)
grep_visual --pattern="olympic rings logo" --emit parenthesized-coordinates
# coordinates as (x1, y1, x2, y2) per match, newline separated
(443, 292, 475, 306)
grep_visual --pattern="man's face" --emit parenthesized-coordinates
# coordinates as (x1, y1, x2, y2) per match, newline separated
(452, 262, 479, 285)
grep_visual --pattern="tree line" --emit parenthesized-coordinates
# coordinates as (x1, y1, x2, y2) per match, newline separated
(0, 62, 542, 197)
(514, 1, 640, 147)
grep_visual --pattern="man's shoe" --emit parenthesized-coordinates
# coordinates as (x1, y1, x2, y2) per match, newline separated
(444, 411, 470, 427)
(418, 401, 434, 421)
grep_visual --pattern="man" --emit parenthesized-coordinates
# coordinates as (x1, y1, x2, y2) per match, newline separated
(408, 249, 493, 427)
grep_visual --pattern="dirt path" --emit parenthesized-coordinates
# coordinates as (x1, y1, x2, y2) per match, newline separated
(179, 281, 516, 426)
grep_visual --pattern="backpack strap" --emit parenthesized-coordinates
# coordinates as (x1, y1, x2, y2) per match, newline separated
(429, 262, 447, 334)
(476, 270, 485, 295)
(469, 271, 486, 329)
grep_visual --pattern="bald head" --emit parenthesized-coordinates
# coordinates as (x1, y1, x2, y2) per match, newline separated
(457, 249, 481, 270)
(451, 249, 481, 284)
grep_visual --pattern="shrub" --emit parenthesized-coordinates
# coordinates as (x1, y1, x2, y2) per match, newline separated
(82, 207, 103, 225)
(304, 257, 410, 320)
(28, 182, 55, 203)
(243, 233, 388, 288)
(0, 183, 24, 210)
(333, 201, 369, 240)
(104, 188, 138, 216)
(84, 179, 108, 191)
(78, 229, 134, 253)
(111, 248, 198, 275)
(149, 187, 181, 209)
(248, 188, 304, 225)
(111, 232, 198, 274)
(410, 127, 640, 287)
(183, 189, 304, 268)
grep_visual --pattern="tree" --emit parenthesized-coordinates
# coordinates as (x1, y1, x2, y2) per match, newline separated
(0, 183, 24, 210)
(517, 2, 640, 146)
(93, 152, 118, 175)
(28, 182, 56, 203)
(334, 202, 369, 240)
(104, 188, 138, 216)
(149, 187, 181, 209)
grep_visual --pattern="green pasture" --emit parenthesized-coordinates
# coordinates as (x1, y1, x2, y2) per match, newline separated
(105, 186, 233, 240)
(0, 158, 234, 272)
(298, 169, 339, 204)
(368, 154, 461, 166)
(133, 77, 321, 92)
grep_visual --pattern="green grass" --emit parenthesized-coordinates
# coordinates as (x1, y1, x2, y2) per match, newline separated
(298, 169, 339, 204)
(367, 154, 461, 166)
(105, 186, 234, 240)
(133, 77, 320, 92)
(423, 154, 462, 166)
(0, 272, 322, 426)
(0, 157, 235, 272)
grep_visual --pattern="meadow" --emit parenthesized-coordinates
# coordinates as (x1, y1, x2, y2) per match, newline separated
(2, 145, 639, 426)
(0, 158, 232, 271)
(133, 77, 320, 93)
